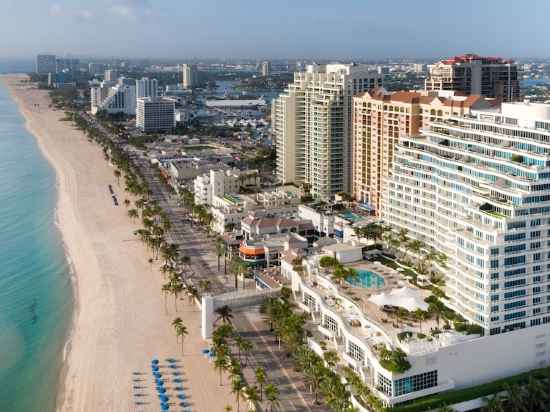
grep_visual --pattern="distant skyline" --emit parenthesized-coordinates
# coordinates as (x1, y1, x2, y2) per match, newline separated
(2, 0, 550, 60)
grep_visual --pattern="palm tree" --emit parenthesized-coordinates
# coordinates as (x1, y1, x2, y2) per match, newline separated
(254, 367, 266, 401)
(224, 406, 233, 412)
(172, 317, 183, 344)
(323, 350, 339, 369)
(231, 377, 246, 412)
(216, 239, 225, 272)
(428, 299, 445, 327)
(414, 309, 428, 333)
(177, 324, 188, 353)
(215, 305, 234, 325)
(114, 169, 121, 185)
(127, 208, 139, 221)
(244, 385, 259, 409)
(199, 279, 212, 294)
(214, 353, 228, 386)
(264, 383, 280, 412)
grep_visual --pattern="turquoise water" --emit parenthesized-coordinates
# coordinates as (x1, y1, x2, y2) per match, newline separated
(340, 211, 363, 223)
(347, 269, 385, 288)
(0, 83, 73, 411)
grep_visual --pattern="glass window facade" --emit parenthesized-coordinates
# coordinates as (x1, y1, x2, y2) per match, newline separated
(393, 371, 438, 396)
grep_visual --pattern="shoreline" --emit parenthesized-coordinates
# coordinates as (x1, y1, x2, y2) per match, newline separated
(2, 75, 235, 412)
(1, 75, 78, 411)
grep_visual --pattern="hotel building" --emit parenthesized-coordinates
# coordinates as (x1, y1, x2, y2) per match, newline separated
(91, 82, 136, 115)
(272, 63, 383, 200)
(136, 77, 158, 99)
(193, 168, 260, 206)
(352, 89, 493, 212)
(181, 64, 197, 89)
(383, 102, 550, 335)
(425, 54, 520, 102)
(136, 97, 175, 132)
(36, 54, 57, 74)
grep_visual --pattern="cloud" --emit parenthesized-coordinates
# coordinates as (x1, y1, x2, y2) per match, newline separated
(110, 0, 153, 19)
(48, 3, 95, 21)
(48, 4, 64, 17)
(74, 9, 95, 21)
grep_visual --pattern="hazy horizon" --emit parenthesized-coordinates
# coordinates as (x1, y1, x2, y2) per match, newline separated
(2, 0, 550, 60)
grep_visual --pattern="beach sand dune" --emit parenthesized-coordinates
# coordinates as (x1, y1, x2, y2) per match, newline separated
(2, 76, 234, 412)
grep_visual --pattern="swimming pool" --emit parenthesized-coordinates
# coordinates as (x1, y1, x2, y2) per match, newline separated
(347, 269, 385, 288)
(340, 211, 363, 223)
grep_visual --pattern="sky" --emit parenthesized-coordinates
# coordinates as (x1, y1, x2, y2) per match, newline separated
(1, 0, 550, 60)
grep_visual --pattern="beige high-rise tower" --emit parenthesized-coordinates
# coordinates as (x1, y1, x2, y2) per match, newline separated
(181, 64, 197, 89)
(352, 89, 493, 213)
(272, 63, 383, 200)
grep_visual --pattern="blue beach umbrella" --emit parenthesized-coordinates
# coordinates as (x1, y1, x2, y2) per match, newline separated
(159, 394, 169, 402)
(157, 386, 166, 394)
(177, 394, 186, 400)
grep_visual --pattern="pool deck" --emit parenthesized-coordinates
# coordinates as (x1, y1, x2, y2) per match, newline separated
(316, 261, 436, 346)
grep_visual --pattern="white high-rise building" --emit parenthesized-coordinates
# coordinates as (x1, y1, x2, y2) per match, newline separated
(136, 78, 158, 99)
(91, 82, 136, 115)
(181, 64, 197, 89)
(136, 97, 175, 132)
(383, 102, 550, 335)
(36, 55, 57, 74)
(272, 63, 383, 199)
(261, 61, 271, 77)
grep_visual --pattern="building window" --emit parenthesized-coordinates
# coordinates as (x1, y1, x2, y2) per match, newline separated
(393, 371, 438, 397)
(303, 293, 316, 310)
(377, 373, 392, 397)
(348, 341, 365, 362)
(323, 315, 338, 333)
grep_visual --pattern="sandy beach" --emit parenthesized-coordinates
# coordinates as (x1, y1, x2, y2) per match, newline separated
(2, 75, 234, 412)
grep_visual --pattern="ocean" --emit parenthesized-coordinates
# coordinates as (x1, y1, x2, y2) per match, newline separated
(0, 82, 73, 411)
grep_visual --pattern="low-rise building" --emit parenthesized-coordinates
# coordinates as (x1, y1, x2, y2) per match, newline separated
(239, 233, 308, 267)
(193, 169, 260, 206)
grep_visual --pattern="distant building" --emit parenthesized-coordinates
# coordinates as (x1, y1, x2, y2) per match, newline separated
(181, 64, 197, 89)
(272, 63, 383, 199)
(104, 69, 119, 82)
(136, 97, 175, 132)
(205, 99, 267, 110)
(91, 82, 136, 115)
(377, 66, 390, 76)
(136, 77, 158, 99)
(56, 58, 80, 73)
(412, 63, 426, 73)
(194, 169, 260, 206)
(36, 55, 57, 74)
(88, 63, 106, 75)
(425, 54, 520, 102)
(261, 61, 271, 77)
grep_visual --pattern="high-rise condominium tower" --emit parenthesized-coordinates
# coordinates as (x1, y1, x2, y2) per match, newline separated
(352, 89, 493, 212)
(272, 63, 383, 199)
(261, 61, 271, 77)
(36, 55, 57, 74)
(104, 69, 119, 82)
(136, 77, 158, 99)
(383, 102, 550, 335)
(181, 64, 197, 89)
(425, 54, 520, 102)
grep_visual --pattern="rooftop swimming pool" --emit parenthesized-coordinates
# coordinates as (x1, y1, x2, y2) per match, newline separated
(340, 211, 363, 223)
(347, 269, 385, 288)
